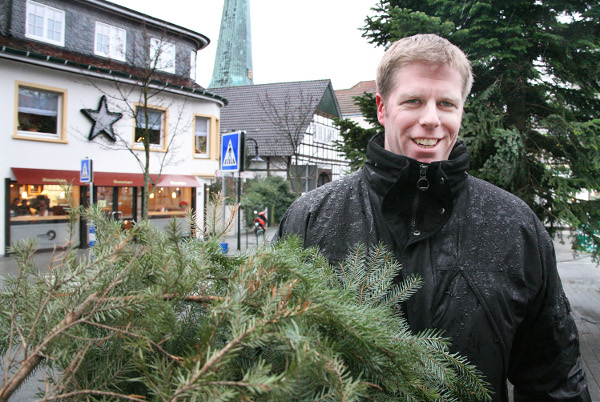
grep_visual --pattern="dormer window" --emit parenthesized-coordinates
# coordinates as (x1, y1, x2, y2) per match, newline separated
(95, 22, 126, 61)
(150, 38, 176, 74)
(25, 0, 65, 46)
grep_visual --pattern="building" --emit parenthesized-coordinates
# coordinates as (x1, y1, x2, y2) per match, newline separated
(209, 0, 253, 88)
(1, 0, 226, 256)
(335, 80, 377, 128)
(211, 80, 349, 192)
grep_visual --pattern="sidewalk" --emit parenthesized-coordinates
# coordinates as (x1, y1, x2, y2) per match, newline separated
(218, 226, 278, 254)
(552, 234, 600, 400)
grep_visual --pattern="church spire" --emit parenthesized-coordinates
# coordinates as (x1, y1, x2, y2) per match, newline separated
(209, 0, 254, 88)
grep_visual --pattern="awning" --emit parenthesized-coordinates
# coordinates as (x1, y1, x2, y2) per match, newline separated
(94, 172, 145, 187)
(11, 168, 200, 188)
(154, 174, 200, 187)
(95, 173, 200, 187)
(11, 168, 82, 185)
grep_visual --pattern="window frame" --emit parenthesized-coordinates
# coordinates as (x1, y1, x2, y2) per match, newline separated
(25, 0, 65, 46)
(193, 115, 210, 158)
(190, 50, 197, 81)
(193, 115, 219, 159)
(150, 38, 176, 74)
(14, 81, 68, 143)
(94, 21, 127, 62)
(133, 104, 168, 152)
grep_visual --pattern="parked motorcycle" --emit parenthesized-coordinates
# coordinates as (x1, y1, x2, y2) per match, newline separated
(253, 210, 268, 238)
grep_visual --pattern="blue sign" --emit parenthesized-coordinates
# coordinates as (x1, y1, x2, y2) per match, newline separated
(80, 158, 93, 183)
(221, 131, 242, 172)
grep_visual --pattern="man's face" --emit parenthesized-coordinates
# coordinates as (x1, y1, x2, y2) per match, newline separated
(376, 62, 464, 163)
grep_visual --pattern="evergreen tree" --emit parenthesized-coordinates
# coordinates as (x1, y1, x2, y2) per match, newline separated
(338, 0, 600, 257)
(0, 202, 491, 400)
(241, 175, 296, 227)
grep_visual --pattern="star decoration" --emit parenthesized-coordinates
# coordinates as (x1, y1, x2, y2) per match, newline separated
(81, 95, 122, 142)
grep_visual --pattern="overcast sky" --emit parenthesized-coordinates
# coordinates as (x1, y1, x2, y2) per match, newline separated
(112, 0, 385, 90)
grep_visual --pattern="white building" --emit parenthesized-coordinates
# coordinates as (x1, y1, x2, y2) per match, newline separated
(1, 0, 226, 256)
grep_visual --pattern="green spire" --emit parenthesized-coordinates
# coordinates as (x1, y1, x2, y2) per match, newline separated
(209, 0, 254, 88)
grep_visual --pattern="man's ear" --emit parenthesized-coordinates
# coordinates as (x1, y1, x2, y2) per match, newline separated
(376, 93, 386, 126)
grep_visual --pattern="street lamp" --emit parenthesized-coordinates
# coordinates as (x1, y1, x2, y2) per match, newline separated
(245, 137, 264, 163)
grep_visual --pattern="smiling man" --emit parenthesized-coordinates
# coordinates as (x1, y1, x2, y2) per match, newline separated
(276, 34, 590, 401)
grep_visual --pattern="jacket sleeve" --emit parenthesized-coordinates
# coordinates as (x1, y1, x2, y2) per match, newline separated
(508, 220, 590, 401)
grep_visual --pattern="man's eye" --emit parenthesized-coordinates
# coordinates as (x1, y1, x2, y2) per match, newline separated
(440, 101, 455, 108)
(405, 99, 421, 105)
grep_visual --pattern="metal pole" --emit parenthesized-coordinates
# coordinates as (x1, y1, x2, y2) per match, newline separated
(237, 173, 241, 251)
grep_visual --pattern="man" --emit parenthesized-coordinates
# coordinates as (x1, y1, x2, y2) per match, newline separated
(276, 34, 590, 401)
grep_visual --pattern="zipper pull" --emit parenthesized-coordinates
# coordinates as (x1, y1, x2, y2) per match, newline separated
(417, 164, 429, 191)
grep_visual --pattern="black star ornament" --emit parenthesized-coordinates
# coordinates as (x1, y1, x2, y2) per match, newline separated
(81, 95, 122, 142)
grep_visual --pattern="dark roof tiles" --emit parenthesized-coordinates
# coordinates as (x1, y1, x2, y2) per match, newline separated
(211, 80, 339, 156)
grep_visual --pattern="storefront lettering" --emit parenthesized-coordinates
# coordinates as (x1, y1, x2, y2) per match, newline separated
(170, 181, 187, 186)
(43, 178, 68, 183)
(113, 180, 133, 185)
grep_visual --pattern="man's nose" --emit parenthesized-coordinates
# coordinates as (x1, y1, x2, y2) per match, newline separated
(419, 101, 441, 128)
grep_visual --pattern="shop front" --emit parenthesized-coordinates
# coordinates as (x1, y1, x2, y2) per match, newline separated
(7, 168, 83, 251)
(6, 168, 199, 252)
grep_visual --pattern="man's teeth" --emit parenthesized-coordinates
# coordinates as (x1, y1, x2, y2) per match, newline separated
(414, 138, 438, 147)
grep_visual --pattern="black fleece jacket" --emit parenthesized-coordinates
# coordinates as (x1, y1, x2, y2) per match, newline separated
(277, 133, 590, 401)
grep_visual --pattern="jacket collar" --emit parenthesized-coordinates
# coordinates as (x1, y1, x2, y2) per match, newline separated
(363, 132, 470, 203)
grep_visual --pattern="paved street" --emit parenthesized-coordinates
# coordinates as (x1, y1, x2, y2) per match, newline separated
(1, 229, 598, 400)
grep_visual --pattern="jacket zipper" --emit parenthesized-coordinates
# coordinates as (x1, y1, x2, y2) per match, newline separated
(411, 164, 429, 236)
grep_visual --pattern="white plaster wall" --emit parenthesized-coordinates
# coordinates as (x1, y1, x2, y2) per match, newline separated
(0, 58, 223, 254)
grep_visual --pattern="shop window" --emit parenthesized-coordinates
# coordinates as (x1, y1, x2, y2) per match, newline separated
(95, 22, 126, 61)
(150, 38, 176, 74)
(15, 83, 66, 142)
(134, 106, 166, 150)
(9, 183, 78, 220)
(194, 116, 210, 157)
(148, 186, 191, 218)
(25, 0, 65, 46)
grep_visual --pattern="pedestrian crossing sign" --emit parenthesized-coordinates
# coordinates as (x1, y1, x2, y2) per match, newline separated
(80, 158, 93, 183)
(221, 131, 242, 172)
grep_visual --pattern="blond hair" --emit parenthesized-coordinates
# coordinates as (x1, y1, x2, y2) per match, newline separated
(377, 34, 473, 102)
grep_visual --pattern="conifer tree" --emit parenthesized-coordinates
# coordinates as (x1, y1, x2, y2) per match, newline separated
(0, 202, 491, 400)
(337, 0, 600, 257)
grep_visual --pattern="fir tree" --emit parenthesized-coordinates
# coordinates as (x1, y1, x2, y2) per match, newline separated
(1, 201, 491, 400)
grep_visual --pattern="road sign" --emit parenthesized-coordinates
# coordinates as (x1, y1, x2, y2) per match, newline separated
(80, 158, 93, 183)
(221, 131, 242, 173)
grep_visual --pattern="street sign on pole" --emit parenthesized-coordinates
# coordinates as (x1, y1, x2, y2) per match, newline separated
(221, 131, 243, 173)
(80, 158, 93, 183)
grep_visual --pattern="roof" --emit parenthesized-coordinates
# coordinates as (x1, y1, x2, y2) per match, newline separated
(85, 0, 210, 50)
(335, 80, 377, 116)
(211, 80, 341, 156)
(0, 35, 227, 106)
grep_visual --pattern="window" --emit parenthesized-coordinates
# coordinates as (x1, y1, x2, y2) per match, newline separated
(194, 116, 210, 157)
(16, 83, 66, 142)
(190, 51, 197, 80)
(95, 22, 126, 61)
(25, 0, 65, 46)
(135, 107, 166, 150)
(150, 38, 176, 73)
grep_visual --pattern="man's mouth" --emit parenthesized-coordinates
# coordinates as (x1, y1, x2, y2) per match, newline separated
(413, 138, 439, 148)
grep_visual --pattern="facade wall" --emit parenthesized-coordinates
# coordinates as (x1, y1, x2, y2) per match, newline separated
(10, 0, 200, 77)
(1, 58, 222, 255)
(1, 0, 222, 256)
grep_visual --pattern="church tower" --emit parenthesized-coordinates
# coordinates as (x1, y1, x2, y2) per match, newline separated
(208, 0, 254, 88)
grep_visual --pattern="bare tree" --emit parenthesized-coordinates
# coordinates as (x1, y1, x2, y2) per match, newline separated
(80, 27, 196, 219)
(258, 90, 319, 193)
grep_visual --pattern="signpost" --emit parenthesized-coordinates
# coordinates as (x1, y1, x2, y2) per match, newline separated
(221, 131, 242, 173)
(81, 158, 95, 248)
(220, 131, 246, 252)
